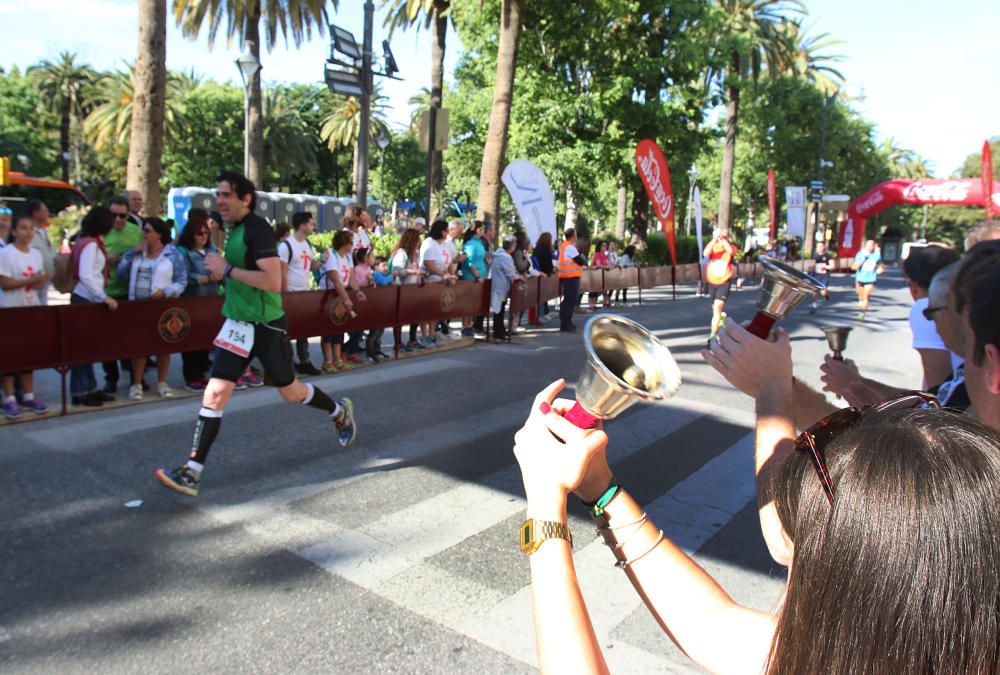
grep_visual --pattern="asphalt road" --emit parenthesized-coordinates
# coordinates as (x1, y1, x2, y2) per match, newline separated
(0, 269, 921, 673)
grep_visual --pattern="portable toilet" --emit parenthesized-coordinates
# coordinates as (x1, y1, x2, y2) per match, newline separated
(272, 193, 300, 225)
(166, 187, 191, 230)
(367, 200, 385, 224)
(320, 197, 349, 232)
(255, 191, 275, 223)
(298, 193, 321, 224)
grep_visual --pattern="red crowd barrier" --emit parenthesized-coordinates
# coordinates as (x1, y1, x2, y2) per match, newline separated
(1, 264, 789, 414)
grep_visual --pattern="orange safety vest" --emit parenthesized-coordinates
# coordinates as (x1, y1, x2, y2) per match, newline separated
(705, 242, 735, 285)
(558, 240, 583, 279)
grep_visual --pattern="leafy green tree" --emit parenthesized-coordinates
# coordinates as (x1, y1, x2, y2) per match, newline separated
(0, 66, 60, 177)
(161, 81, 244, 188)
(172, 0, 334, 186)
(706, 0, 803, 234)
(28, 52, 97, 183)
(320, 85, 390, 198)
(382, 0, 451, 192)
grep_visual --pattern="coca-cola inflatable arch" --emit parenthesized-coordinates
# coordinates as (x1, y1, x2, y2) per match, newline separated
(838, 178, 1000, 257)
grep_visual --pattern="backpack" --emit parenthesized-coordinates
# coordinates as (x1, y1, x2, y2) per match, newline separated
(52, 254, 75, 293)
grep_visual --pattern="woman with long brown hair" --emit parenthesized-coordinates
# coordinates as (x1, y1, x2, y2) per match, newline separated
(514, 379, 1000, 674)
(391, 227, 426, 351)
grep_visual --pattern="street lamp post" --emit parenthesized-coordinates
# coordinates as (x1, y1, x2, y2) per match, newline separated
(808, 90, 837, 256)
(686, 163, 700, 237)
(235, 43, 262, 178)
(375, 130, 390, 207)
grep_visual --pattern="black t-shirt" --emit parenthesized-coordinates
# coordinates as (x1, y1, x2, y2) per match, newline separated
(812, 252, 833, 274)
(233, 212, 278, 271)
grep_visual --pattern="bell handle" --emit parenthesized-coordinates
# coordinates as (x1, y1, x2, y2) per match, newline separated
(564, 401, 601, 429)
(746, 311, 777, 339)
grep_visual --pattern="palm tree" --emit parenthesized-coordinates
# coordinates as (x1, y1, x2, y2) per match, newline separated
(29, 52, 96, 182)
(407, 87, 431, 135)
(173, 0, 333, 187)
(262, 87, 316, 180)
(476, 0, 524, 224)
(707, 0, 802, 234)
(382, 0, 450, 192)
(777, 22, 844, 96)
(84, 64, 188, 153)
(320, 85, 390, 197)
(128, 0, 168, 216)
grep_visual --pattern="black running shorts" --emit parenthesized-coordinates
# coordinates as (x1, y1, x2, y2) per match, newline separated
(708, 280, 731, 303)
(210, 315, 296, 388)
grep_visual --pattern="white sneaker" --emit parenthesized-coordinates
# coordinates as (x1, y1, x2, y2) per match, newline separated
(128, 384, 143, 401)
(157, 382, 174, 398)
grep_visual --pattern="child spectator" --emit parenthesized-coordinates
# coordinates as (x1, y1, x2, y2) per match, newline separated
(373, 256, 393, 287)
(392, 228, 427, 351)
(354, 247, 388, 363)
(319, 230, 365, 372)
(0, 215, 52, 417)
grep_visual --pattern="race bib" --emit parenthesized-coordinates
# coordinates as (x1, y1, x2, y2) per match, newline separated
(214, 319, 254, 357)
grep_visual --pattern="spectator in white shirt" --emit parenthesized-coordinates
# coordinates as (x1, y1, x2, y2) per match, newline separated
(0, 215, 53, 418)
(419, 220, 455, 345)
(319, 230, 366, 372)
(392, 228, 428, 351)
(280, 211, 324, 375)
(25, 199, 55, 305)
(68, 207, 119, 407)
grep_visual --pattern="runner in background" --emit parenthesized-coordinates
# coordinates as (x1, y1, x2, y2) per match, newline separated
(155, 171, 356, 498)
(703, 229, 737, 342)
(852, 239, 883, 321)
(809, 240, 833, 313)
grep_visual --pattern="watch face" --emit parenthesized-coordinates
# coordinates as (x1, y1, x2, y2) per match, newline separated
(519, 520, 535, 553)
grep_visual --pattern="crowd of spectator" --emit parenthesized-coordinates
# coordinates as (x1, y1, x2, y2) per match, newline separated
(0, 193, 639, 418)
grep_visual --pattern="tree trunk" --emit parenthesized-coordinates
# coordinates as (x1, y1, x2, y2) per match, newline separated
(59, 99, 71, 182)
(615, 172, 627, 239)
(564, 181, 578, 231)
(631, 189, 649, 246)
(429, 1, 447, 193)
(717, 51, 740, 236)
(126, 0, 166, 217)
(475, 0, 523, 224)
(246, 16, 265, 187)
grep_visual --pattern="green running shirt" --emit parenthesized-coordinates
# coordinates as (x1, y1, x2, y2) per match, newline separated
(222, 212, 284, 323)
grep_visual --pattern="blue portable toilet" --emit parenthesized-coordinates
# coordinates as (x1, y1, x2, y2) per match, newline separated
(320, 197, 350, 232)
(272, 193, 300, 225)
(255, 191, 275, 222)
(298, 194, 321, 224)
(166, 187, 191, 230)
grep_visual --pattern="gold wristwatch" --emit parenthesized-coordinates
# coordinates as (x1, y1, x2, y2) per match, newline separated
(519, 519, 572, 555)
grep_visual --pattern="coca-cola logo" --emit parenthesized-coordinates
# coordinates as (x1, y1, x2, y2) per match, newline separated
(637, 147, 673, 221)
(901, 180, 971, 203)
(856, 191, 885, 214)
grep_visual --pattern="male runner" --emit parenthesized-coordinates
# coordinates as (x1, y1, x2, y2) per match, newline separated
(809, 240, 833, 313)
(155, 171, 356, 497)
(703, 229, 737, 340)
(852, 239, 883, 321)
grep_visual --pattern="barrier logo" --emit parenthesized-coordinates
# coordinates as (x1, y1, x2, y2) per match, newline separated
(440, 288, 457, 312)
(329, 298, 350, 326)
(158, 308, 191, 343)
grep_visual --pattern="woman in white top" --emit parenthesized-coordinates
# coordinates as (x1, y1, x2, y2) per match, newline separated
(617, 244, 637, 306)
(118, 218, 187, 400)
(0, 215, 54, 417)
(65, 207, 119, 407)
(391, 228, 427, 351)
(319, 230, 366, 372)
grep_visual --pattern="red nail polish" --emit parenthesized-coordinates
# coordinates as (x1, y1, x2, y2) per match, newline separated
(539, 402, 551, 415)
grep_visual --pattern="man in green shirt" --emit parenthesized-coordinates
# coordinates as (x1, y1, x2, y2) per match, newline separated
(100, 195, 144, 394)
(155, 170, 357, 497)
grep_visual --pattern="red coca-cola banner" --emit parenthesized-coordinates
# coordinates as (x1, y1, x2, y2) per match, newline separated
(983, 141, 994, 220)
(635, 139, 677, 267)
(767, 168, 777, 243)
(839, 178, 1000, 258)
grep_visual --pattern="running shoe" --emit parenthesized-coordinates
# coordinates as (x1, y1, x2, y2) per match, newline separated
(157, 382, 175, 398)
(334, 398, 356, 447)
(129, 384, 144, 401)
(2, 400, 21, 419)
(234, 375, 249, 390)
(296, 362, 322, 376)
(461, 328, 475, 337)
(22, 398, 48, 414)
(856, 311, 866, 322)
(155, 465, 200, 497)
(244, 373, 264, 388)
(184, 378, 208, 392)
(345, 353, 365, 365)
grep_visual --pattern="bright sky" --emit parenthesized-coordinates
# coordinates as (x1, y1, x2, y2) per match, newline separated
(2, 0, 997, 178)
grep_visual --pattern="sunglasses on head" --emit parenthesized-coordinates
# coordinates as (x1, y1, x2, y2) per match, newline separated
(0, 207, 12, 216)
(794, 391, 940, 503)
(922, 305, 947, 321)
